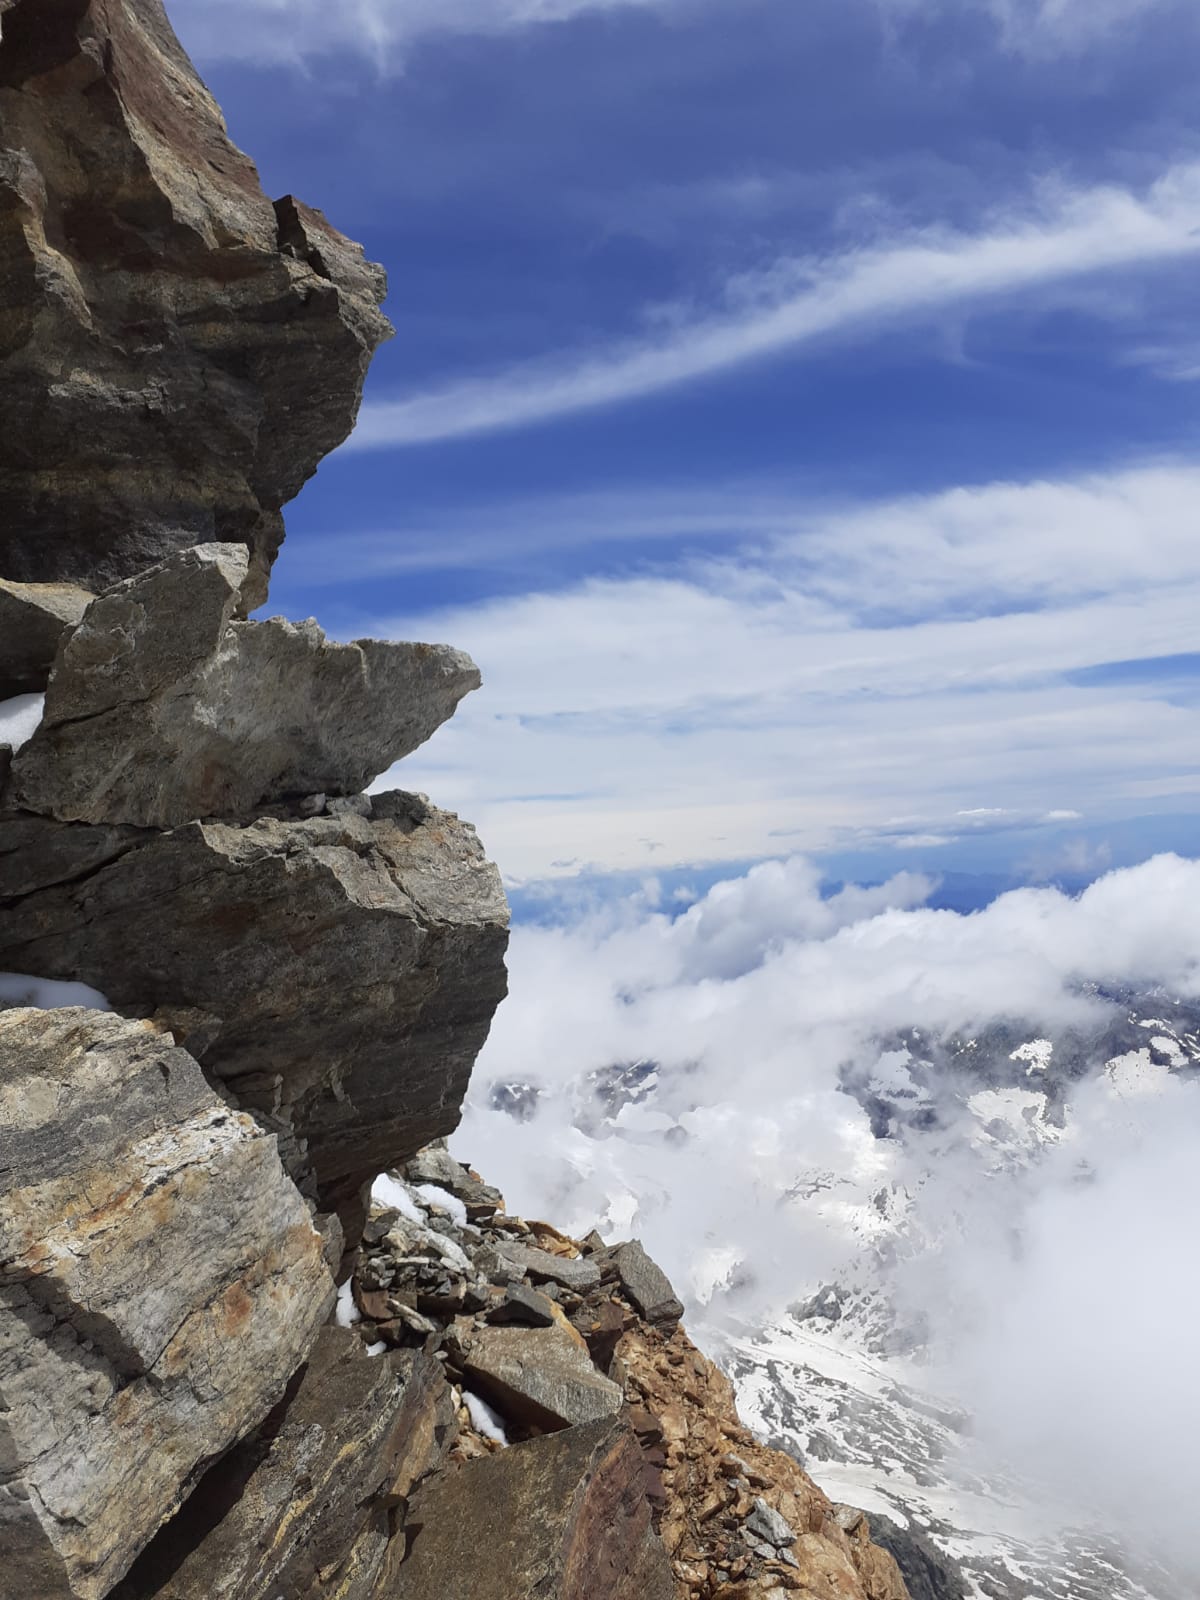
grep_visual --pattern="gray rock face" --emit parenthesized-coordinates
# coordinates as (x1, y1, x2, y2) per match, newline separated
(0, 578, 91, 698)
(496, 1242, 603, 1295)
(113, 1332, 455, 1600)
(390, 1416, 678, 1600)
(0, 1007, 335, 1600)
(611, 1240, 684, 1326)
(457, 1324, 625, 1432)
(0, 0, 392, 607)
(9, 545, 481, 829)
(0, 792, 509, 1233)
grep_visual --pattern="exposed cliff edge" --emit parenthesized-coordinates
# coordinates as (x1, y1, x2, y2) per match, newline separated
(0, 0, 390, 611)
(0, 4, 913, 1598)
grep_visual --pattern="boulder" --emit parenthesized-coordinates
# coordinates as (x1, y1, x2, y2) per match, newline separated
(486, 1284, 558, 1328)
(0, 792, 509, 1234)
(112, 1333, 456, 1600)
(10, 544, 481, 828)
(457, 1324, 624, 1432)
(0, 0, 391, 606)
(388, 1416, 677, 1600)
(0, 578, 91, 697)
(0, 1007, 334, 1600)
(495, 1242, 602, 1295)
(611, 1240, 685, 1326)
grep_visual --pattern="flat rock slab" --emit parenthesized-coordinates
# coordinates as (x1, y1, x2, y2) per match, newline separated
(113, 1333, 455, 1600)
(0, 0, 391, 606)
(612, 1240, 685, 1326)
(0, 578, 91, 698)
(0, 791, 509, 1235)
(389, 1416, 676, 1600)
(0, 1008, 334, 1600)
(497, 1241, 602, 1295)
(458, 1324, 624, 1433)
(10, 544, 480, 828)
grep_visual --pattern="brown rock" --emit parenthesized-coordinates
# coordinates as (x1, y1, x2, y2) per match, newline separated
(387, 1416, 678, 1600)
(112, 1332, 455, 1600)
(0, 0, 391, 606)
(458, 1324, 625, 1433)
(0, 1007, 334, 1600)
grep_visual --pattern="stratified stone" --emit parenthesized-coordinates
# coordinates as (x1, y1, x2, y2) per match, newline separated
(113, 1332, 455, 1600)
(10, 545, 480, 828)
(0, 1007, 334, 1600)
(401, 1141, 503, 1222)
(495, 1242, 602, 1295)
(388, 1417, 677, 1600)
(611, 1240, 684, 1326)
(457, 1324, 624, 1432)
(0, 578, 91, 697)
(0, 792, 509, 1235)
(0, 0, 392, 607)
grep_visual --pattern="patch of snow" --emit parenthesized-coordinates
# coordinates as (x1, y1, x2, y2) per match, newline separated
(0, 973, 113, 1012)
(1149, 1034, 1187, 1068)
(364, 1341, 387, 1357)
(371, 1172, 423, 1223)
(416, 1182, 468, 1228)
(334, 1280, 360, 1327)
(1010, 1038, 1053, 1075)
(0, 693, 43, 753)
(463, 1389, 508, 1445)
(1103, 1049, 1164, 1098)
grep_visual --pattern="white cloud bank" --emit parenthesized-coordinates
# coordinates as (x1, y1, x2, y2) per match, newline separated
(368, 459, 1200, 880)
(453, 851, 1200, 1579)
(169, 0, 684, 66)
(353, 165, 1200, 448)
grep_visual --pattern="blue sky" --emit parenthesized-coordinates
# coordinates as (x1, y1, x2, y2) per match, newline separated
(170, 0, 1200, 894)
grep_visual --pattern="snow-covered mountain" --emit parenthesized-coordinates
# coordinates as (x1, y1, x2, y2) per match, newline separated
(473, 989, 1200, 1600)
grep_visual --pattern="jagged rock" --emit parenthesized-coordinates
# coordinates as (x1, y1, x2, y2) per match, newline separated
(867, 1519, 968, 1600)
(389, 1416, 677, 1600)
(0, 1007, 334, 1600)
(9, 544, 480, 828)
(486, 1283, 558, 1328)
(0, 0, 391, 607)
(112, 1332, 455, 1600)
(611, 1240, 685, 1326)
(456, 1324, 625, 1432)
(400, 1141, 504, 1221)
(0, 578, 91, 697)
(0, 792, 509, 1234)
(495, 1241, 603, 1295)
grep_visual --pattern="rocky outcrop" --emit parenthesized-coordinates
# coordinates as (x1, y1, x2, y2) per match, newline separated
(0, 792, 509, 1231)
(0, 1007, 335, 1600)
(112, 1332, 455, 1600)
(0, 577, 91, 697)
(392, 1416, 678, 1600)
(340, 1150, 910, 1600)
(8, 544, 481, 828)
(0, 0, 391, 607)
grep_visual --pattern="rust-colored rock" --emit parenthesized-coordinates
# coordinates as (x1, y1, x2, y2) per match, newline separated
(0, 0, 391, 606)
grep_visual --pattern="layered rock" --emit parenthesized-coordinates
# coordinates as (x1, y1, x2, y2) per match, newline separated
(0, 0, 391, 606)
(8, 544, 481, 828)
(112, 1332, 455, 1600)
(391, 1416, 678, 1600)
(0, 1007, 335, 1600)
(0, 792, 509, 1231)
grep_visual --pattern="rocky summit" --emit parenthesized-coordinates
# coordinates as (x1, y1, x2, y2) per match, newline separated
(0, 4, 913, 1599)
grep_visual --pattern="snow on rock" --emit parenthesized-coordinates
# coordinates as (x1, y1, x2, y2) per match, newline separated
(463, 1389, 509, 1446)
(416, 1182, 469, 1228)
(372, 1171, 424, 1223)
(0, 693, 44, 752)
(335, 1280, 361, 1327)
(0, 973, 112, 1011)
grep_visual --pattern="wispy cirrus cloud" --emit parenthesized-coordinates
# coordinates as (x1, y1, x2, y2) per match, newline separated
(168, 0, 688, 66)
(352, 458, 1200, 880)
(351, 165, 1200, 448)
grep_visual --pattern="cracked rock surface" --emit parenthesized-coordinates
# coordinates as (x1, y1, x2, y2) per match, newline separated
(0, 793, 509, 1233)
(9, 545, 481, 829)
(0, 0, 391, 606)
(0, 1007, 335, 1600)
